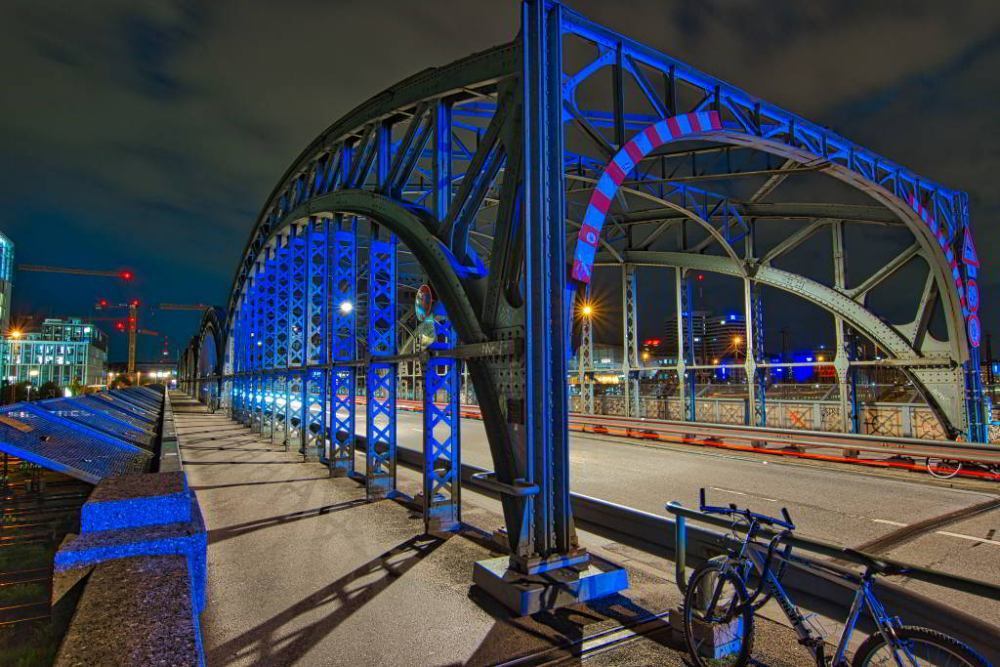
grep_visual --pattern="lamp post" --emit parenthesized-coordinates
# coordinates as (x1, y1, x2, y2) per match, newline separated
(27, 369, 39, 401)
(5, 331, 22, 404)
(577, 299, 596, 414)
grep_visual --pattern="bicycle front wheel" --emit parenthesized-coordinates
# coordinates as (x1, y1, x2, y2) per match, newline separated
(852, 625, 990, 667)
(926, 458, 963, 479)
(682, 561, 754, 667)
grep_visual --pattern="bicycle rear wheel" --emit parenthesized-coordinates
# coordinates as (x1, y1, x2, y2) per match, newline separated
(682, 561, 754, 667)
(852, 625, 990, 666)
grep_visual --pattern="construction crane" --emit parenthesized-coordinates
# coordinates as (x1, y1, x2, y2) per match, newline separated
(97, 299, 141, 381)
(18, 264, 134, 281)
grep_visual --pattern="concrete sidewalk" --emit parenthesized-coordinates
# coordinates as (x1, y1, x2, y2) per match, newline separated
(172, 394, 805, 666)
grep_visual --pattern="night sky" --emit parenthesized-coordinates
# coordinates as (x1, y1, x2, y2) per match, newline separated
(1, 1, 997, 362)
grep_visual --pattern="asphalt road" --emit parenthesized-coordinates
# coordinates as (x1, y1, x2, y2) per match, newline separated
(360, 409, 1000, 623)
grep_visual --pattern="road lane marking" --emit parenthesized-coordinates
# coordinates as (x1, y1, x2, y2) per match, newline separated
(873, 519, 908, 527)
(712, 487, 778, 502)
(935, 530, 1000, 547)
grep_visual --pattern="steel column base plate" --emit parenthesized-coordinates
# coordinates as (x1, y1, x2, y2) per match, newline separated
(472, 555, 628, 616)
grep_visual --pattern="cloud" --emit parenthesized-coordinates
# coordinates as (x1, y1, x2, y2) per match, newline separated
(0, 0, 997, 359)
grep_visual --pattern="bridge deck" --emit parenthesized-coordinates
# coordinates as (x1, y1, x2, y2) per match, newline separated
(172, 394, 815, 666)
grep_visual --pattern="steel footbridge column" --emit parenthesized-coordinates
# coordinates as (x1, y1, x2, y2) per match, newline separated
(366, 232, 398, 500)
(423, 303, 461, 533)
(330, 217, 357, 478)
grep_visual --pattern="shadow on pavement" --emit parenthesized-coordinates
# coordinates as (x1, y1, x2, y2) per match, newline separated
(462, 583, 677, 665)
(207, 533, 445, 666)
(207, 498, 370, 544)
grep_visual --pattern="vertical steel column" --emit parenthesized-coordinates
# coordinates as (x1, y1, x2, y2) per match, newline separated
(366, 234, 398, 500)
(232, 297, 245, 421)
(251, 271, 263, 428)
(742, 277, 765, 426)
(305, 217, 328, 461)
(274, 238, 291, 447)
(423, 303, 461, 532)
(248, 276, 259, 428)
(678, 269, 697, 421)
(261, 254, 276, 437)
(288, 225, 308, 452)
(751, 283, 766, 425)
(622, 264, 641, 418)
(832, 221, 859, 433)
(242, 278, 250, 424)
(330, 217, 357, 477)
(578, 286, 595, 415)
(522, 0, 577, 563)
(434, 100, 452, 224)
(744, 226, 765, 426)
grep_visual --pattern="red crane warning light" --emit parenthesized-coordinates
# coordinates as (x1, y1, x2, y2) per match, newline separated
(119, 270, 134, 281)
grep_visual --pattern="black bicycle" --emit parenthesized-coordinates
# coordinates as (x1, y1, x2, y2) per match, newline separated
(680, 488, 991, 667)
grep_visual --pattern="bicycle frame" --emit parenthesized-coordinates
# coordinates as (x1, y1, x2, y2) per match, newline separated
(727, 542, 909, 667)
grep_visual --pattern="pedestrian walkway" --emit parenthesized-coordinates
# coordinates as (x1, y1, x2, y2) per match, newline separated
(172, 393, 805, 666)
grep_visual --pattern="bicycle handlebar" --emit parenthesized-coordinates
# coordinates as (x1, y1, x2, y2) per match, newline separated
(699, 487, 796, 531)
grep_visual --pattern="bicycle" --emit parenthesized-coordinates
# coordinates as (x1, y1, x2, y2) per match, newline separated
(925, 457, 1000, 481)
(679, 488, 992, 667)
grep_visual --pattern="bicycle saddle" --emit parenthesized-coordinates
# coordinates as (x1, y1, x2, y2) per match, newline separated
(842, 548, 910, 576)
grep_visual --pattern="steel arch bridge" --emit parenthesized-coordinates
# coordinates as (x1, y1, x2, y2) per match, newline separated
(179, 1, 986, 607)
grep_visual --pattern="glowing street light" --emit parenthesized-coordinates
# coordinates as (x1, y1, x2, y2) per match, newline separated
(339, 301, 354, 315)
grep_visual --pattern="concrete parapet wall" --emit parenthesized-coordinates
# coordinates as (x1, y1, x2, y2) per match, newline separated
(55, 470, 207, 666)
(55, 555, 203, 667)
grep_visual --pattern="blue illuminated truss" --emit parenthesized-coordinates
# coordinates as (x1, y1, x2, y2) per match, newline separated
(366, 235, 397, 499)
(305, 218, 328, 460)
(423, 304, 460, 532)
(330, 218, 357, 477)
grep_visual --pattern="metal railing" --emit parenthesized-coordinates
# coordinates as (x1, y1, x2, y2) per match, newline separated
(666, 501, 1000, 600)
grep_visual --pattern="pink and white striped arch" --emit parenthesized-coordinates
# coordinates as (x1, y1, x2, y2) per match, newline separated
(908, 194, 981, 347)
(570, 111, 723, 284)
(568, 111, 981, 348)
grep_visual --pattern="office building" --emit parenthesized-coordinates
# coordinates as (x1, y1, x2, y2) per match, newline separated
(4, 318, 109, 388)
